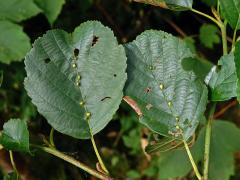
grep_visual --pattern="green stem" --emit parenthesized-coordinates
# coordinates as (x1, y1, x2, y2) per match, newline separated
(220, 21, 228, 55)
(9, 151, 18, 174)
(191, 8, 222, 27)
(232, 27, 237, 50)
(32, 145, 113, 180)
(49, 128, 55, 148)
(91, 135, 109, 174)
(183, 140, 202, 180)
(203, 103, 216, 180)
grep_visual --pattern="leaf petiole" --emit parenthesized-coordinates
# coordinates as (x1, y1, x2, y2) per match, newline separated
(183, 140, 202, 180)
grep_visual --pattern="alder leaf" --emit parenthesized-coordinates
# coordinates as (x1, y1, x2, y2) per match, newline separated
(24, 21, 127, 139)
(0, 20, 31, 64)
(207, 53, 237, 101)
(0, 0, 41, 22)
(0, 119, 29, 152)
(34, 0, 65, 25)
(133, 0, 193, 11)
(219, 0, 240, 30)
(124, 30, 208, 140)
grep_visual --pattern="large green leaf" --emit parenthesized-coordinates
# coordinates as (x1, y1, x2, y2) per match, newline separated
(219, 0, 240, 30)
(24, 21, 127, 139)
(133, 0, 193, 11)
(153, 120, 240, 180)
(124, 30, 208, 140)
(0, 119, 29, 152)
(0, 21, 31, 64)
(0, 0, 41, 22)
(34, 0, 65, 25)
(206, 53, 237, 101)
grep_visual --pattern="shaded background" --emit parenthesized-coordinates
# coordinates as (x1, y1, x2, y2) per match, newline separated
(1, 0, 240, 179)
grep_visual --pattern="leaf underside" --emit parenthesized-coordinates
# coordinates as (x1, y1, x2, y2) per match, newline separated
(207, 53, 237, 101)
(124, 30, 208, 140)
(0, 119, 29, 152)
(24, 21, 127, 139)
(133, 0, 193, 11)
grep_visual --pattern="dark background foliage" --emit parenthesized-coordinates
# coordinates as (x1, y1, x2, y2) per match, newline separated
(1, 0, 240, 179)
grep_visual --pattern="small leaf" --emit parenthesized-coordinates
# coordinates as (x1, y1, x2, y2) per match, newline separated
(3, 172, 19, 180)
(24, 21, 127, 139)
(34, 0, 65, 25)
(0, 119, 30, 152)
(0, 0, 41, 22)
(199, 24, 220, 49)
(0, 20, 31, 64)
(181, 57, 213, 81)
(219, 0, 240, 30)
(207, 53, 237, 101)
(124, 30, 208, 140)
(133, 0, 193, 11)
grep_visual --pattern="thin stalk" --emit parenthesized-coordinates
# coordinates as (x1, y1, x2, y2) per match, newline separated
(32, 145, 113, 180)
(191, 8, 221, 27)
(9, 151, 18, 174)
(232, 27, 237, 49)
(49, 128, 55, 148)
(183, 140, 202, 180)
(203, 103, 216, 180)
(220, 21, 228, 55)
(90, 135, 109, 174)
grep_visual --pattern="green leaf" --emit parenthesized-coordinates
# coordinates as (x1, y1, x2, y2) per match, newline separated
(24, 21, 127, 139)
(154, 120, 240, 180)
(0, 0, 41, 22)
(0, 20, 31, 64)
(3, 172, 19, 180)
(207, 53, 237, 101)
(183, 37, 196, 53)
(124, 30, 208, 140)
(201, 0, 217, 6)
(199, 24, 220, 49)
(181, 57, 213, 81)
(0, 119, 29, 152)
(34, 0, 65, 25)
(234, 41, 240, 102)
(219, 0, 240, 30)
(206, 121, 240, 180)
(133, 0, 193, 11)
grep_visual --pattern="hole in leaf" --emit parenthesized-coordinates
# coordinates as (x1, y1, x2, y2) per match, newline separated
(92, 36, 99, 46)
(113, 74, 117, 77)
(44, 58, 51, 64)
(144, 87, 151, 93)
(74, 48, 79, 56)
(100, 96, 111, 101)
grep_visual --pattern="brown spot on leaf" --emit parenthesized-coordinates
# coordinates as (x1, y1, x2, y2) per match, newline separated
(44, 58, 50, 64)
(123, 96, 143, 116)
(144, 87, 152, 93)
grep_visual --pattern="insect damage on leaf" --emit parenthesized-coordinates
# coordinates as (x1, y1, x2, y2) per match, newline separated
(91, 35, 99, 46)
